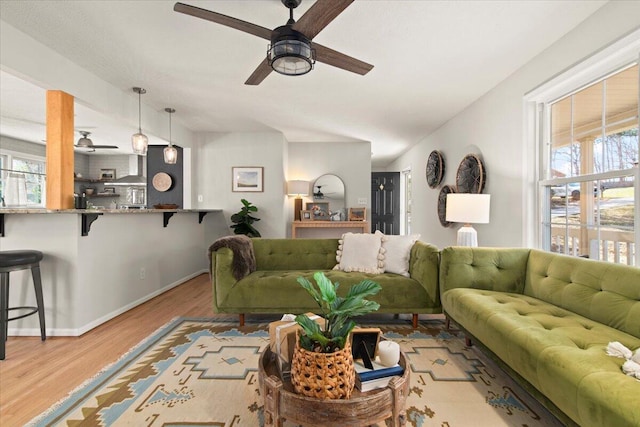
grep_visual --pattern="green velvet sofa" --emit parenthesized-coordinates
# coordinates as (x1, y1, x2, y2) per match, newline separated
(440, 247, 640, 427)
(209, 238, 441, 327)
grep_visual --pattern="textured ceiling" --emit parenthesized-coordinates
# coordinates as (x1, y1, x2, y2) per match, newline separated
(0, 0, 606, 166)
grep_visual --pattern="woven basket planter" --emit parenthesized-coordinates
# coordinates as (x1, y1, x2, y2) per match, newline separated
(291, 339, 355, 400)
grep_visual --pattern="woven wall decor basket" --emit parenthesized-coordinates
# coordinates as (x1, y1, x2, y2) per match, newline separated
(291, 339, 355, 400)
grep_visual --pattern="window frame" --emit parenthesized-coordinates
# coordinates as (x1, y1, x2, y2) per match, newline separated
(524, 29, 640, 266)
(400, 167, 412, 235)
(0, 149, 47, 208)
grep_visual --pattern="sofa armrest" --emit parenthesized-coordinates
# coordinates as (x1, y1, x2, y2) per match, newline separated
(209, 247, 236, 311)
(409, 241, 441, 308)
(439, 247, 530, 295)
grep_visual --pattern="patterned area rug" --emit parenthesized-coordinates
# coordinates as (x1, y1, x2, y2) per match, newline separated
(29, 317, 561, 426)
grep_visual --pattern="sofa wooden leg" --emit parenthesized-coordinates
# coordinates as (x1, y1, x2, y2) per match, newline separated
(465, 336, 473, 347)
(239, 313, 245, 327)
(412, 314, 418, 328)
(445, 316, 451, 330)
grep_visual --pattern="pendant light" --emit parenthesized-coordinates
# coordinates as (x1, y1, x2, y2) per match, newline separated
(131, 87, 148, 155)
(164, 108, 178, 164)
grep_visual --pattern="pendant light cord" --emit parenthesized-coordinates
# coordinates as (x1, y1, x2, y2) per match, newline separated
(168, 111, 173, 147)
(138, 91, 142, 133)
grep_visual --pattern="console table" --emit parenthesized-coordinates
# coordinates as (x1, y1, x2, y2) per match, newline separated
(291, 221, 370, 238)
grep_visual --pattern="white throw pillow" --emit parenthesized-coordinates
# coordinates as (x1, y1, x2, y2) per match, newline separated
(334, 232, 386, 274)
(376, 231, 420, 277)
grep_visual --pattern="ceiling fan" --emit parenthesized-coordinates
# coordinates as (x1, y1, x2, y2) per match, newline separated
(314, 185, 335, 199)
(75, 131, 118, 151)
(174, 0, 373, 85)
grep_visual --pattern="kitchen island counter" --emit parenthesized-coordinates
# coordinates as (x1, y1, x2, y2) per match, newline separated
(1, 208, 221, 236)
(0, 208, 221, 214)
(0, 206, 228, 337)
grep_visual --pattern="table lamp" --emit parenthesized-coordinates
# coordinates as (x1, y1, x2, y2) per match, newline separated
(446, 193, 491, 247)
(287, 180, 309, 221)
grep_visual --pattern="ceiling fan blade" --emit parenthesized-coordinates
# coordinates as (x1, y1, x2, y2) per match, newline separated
(74, 144, 118, 149)
(293, 0, 354, 40)
(314, 43, 373, 75)
(245, 59, 273, 86)
(174, 2, 272, 40)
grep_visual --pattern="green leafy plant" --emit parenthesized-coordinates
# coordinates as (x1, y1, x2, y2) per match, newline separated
(295, 272, 381, 353)
(230, 198, 261, 237)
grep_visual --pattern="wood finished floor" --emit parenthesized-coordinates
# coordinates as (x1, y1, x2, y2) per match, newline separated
(0, 274, 428, 426)
(0, 273, 222, 426)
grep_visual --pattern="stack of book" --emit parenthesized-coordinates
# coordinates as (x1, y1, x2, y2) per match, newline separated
(354, 359, 404, 392)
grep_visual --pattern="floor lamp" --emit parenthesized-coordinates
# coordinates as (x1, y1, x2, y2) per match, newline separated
(446, 193, 491, 247)
(287, 180, 309, 221)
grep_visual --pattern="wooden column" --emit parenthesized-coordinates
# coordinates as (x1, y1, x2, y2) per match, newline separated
(46, 91, 74, 210)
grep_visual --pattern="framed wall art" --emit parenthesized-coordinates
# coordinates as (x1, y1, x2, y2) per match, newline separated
(306, 202, 330, 220)
(232, 167, 264, 192)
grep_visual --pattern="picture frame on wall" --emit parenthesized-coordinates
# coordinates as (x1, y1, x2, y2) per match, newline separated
(348, 207, 366, 221)
(306, 202, 330, 220)
(232, 167, 264, 192)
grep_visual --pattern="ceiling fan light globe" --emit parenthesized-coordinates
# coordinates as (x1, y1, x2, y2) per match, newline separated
(268, 28, 314, 76)
(131, 133, 148, 155)
(163, 145, 178, 164)
(272, 57, 311, 75)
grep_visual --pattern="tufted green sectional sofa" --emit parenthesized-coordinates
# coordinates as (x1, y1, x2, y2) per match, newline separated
(440, 247, 640, 427)
(209, 238, 441, 327)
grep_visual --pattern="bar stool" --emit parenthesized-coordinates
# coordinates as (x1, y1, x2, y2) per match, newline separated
(0, 250, 46, 360)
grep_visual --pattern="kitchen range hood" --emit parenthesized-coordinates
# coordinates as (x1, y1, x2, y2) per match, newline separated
(111, 155, 146, 186)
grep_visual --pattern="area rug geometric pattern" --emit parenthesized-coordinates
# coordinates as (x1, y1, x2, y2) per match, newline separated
(28, 317, 562, 426)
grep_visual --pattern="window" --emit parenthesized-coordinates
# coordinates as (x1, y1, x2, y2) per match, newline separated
(401, 168, 412, 234)
(540, 64, 638, 265)
(0, 151, 46, 207)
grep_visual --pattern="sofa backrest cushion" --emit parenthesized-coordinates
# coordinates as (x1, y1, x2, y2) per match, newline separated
(252, 238, 339, 271)
(439, 247, 530, 294)
(525, 249, 640, 338)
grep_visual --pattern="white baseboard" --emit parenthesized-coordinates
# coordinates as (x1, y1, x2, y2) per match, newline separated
(7, 270, 208, 337)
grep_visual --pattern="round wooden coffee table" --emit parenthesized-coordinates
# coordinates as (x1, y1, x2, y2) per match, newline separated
(258, 347, 409, 427)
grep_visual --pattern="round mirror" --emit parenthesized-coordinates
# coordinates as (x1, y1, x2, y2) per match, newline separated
(312, 174, 346, 220)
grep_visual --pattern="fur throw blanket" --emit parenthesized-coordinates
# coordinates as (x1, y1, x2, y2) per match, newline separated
(208, 235, 256, 281)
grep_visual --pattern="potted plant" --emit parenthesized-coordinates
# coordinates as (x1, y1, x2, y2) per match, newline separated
(291, 271, 381, 399)
(230, 198, 261, 237)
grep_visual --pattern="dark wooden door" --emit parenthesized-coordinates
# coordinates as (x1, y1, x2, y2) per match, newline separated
(371, 172, 400, 234)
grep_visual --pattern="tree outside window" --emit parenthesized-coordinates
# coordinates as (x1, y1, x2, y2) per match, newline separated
(0, 152, 46, 207)
(544, 64, 638, 266)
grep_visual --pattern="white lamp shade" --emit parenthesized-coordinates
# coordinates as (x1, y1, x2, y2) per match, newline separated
(287, 180, 309, 196)
(446, 194, 491, 224)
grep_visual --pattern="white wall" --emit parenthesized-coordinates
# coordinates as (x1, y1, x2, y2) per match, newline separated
(288, 141, 372, 233)
(386, 1, 640, 250)
(196, 132, 288, 238)
(195, 137, 371, 238)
